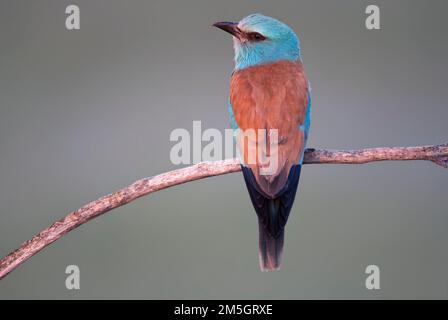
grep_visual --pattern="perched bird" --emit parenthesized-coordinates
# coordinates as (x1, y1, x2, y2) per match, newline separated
(214, 14, 311, 271)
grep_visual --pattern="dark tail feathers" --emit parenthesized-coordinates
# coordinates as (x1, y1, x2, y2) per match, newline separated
(258, 218, 284, 270)
(241, 165, 302, 271)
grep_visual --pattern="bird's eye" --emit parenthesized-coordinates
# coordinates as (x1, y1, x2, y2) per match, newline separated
(248, 32, 266, 42)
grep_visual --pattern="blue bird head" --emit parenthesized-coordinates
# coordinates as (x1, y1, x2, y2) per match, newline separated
(213, 13, 301, 70)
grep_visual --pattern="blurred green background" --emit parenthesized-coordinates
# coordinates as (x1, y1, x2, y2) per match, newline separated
(0, 0, 447, 299)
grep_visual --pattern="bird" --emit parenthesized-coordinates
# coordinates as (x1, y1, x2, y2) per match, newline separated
(213, 14, 311, 271)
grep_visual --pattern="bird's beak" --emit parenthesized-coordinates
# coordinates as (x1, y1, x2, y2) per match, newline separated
(213, 21, 242, 40)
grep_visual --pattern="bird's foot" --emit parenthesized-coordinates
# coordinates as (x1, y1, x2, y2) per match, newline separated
(431, 155, 448, 168)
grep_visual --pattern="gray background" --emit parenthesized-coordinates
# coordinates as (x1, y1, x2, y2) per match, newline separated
(0, 0, 447, 299)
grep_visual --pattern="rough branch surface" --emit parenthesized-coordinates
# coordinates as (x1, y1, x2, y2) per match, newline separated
(0, 143, 447, 280)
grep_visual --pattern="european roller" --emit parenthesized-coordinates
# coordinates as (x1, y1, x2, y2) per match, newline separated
(214, 14, 311, 271)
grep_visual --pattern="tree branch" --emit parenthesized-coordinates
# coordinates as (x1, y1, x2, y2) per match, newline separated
(0, 143, 447, 280)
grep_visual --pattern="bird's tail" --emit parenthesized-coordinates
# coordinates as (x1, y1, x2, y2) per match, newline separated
(258, 216, 284, 271)
(241, 165, 302, 271)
